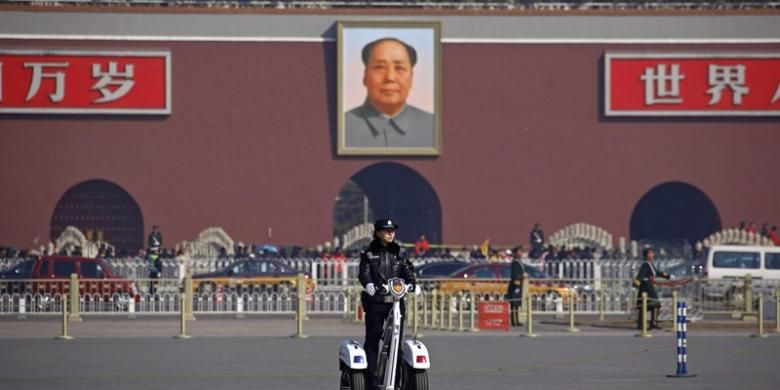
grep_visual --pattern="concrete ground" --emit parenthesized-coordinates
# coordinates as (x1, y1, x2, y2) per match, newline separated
(0, 314, 778, 390)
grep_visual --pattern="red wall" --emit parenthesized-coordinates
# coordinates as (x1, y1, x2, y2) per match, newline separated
(1, 39, 779, 249)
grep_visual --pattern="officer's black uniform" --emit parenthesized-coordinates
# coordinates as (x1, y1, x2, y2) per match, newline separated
(507, 251, 526, 326)
(358, 219, 416, 390)
(633, 249, 670, 329)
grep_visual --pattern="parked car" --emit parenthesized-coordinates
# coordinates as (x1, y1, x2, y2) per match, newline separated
(415, 260, 468, 279)
(0, 256, 138, 301)
(435, 263, 576, 301)
(193, 258, 315, 295)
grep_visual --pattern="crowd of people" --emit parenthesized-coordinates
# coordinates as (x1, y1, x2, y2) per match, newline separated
(2, 220, 778, 263)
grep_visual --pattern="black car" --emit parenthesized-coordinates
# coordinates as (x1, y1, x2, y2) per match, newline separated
(192, 258, 315, 294)
(415, 260, 469, 279)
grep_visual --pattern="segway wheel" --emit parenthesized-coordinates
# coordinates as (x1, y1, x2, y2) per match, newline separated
(405, 368, 428, 390)
(340, 369, 365, 390)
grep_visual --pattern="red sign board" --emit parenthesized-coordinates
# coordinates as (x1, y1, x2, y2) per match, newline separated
(0, 50, 170, 114)
(478, 301, 510, 331)
(605, 52, 780, 116)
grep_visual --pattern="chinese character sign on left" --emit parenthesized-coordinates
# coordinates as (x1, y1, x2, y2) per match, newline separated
(0, 50, 170, 114)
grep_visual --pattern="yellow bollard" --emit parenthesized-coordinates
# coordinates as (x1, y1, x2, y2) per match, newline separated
(431, 290, 439, 329)
(567, 294, 580, 333)
(291, 273, 309, 339)
(447, 294, 454, 331)
(742, 274, 755, 320)
(412, 290, 423, 339)
(174, 293, 192, 339)
(776, 288, 780, 333)
(68, 273, 82, 322)
(520, 295, 537, 338)
(672, 290, 678, 332)
(751, 293, 767, 338)
(458, 293, 465, 332)
(422, 290, 429, 328)
(469, 291, 479, 332)
(184, 273, 196, 321)
(439, 292, 445, 330)
(55, 296, 74, 340)
(636, 292, 652, 338)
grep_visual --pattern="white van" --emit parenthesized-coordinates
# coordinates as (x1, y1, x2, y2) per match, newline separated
(705, 245, 780, 280)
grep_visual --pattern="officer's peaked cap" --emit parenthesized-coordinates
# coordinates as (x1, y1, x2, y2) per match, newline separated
(374, 218, 399, 231)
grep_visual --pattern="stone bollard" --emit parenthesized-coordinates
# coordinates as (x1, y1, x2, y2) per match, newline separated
(469, 291, 479, 333)
(17, 295, 27, 320)
(598, 288, 605, 322)
(567, 294, 580, 333)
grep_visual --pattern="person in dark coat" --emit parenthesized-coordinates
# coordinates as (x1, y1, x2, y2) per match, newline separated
(633, 247, 670, 330)
(507, 246, 526, 326)
(358, 218, 417, 390)
(529, 223, 545, 258)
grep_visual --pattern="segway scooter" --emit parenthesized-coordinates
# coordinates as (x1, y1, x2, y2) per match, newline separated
(339, 278, 431, 390)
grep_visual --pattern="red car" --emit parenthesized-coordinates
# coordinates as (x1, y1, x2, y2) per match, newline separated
(1, 256, 138, 301)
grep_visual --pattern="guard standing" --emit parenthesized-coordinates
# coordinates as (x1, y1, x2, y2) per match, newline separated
(358, 218, 417, 390)
(507, 246, 526, 326)
(633, 247, 670, 330)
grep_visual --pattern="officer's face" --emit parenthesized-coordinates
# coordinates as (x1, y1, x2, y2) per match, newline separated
(363, 40, 413, 116)
(378, 228, 396, 244)
(646, 250, 655, 262)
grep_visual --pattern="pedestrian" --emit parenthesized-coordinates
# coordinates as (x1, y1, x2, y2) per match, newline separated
(358, 218, 417, 390)
(507, 246, 526, 327)
(529, 223, 544, 259)
(769, 226, 779, 246)
(414, 234, 430, 257)
(148, 225, 163, 255)
(633, 247, 670, 330)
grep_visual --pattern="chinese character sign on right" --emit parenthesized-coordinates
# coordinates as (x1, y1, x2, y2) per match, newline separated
(605, 52, 780, 116)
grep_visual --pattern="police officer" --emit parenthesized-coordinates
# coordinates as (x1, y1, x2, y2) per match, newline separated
(633, 247, 670, 330)
(358, 218, 416, 390)
(507, 246, 526, 326)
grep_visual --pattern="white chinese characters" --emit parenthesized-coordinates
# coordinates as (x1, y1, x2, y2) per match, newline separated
(640, 62, 768, 107)
(640, 64, 684, 105)
(92, 62, 135, 103)
(25, 62, 69, 103)
(707, 65, 748, 105)
(0, 61, 137, 104)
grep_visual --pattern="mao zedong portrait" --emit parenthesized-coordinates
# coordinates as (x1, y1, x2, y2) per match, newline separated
(345, 37, 435, 148)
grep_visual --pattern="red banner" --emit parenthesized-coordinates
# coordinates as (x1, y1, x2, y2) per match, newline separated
(0, 50, 170, 114)
(605, 52, 780, 116)
(478, 301, 510, 331)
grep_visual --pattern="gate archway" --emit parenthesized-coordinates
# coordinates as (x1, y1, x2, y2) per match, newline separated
(334, 163, 442, 246)
(630, 181, 721, 248)
(50, 179, 144, 255)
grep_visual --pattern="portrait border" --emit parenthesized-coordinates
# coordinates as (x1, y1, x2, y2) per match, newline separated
(336, 20, 442, 156)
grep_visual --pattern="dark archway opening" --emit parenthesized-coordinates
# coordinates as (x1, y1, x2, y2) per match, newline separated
(630, 181, 721, 256)
(50, 179, 144, 255)
(335, 163, 442, 246)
